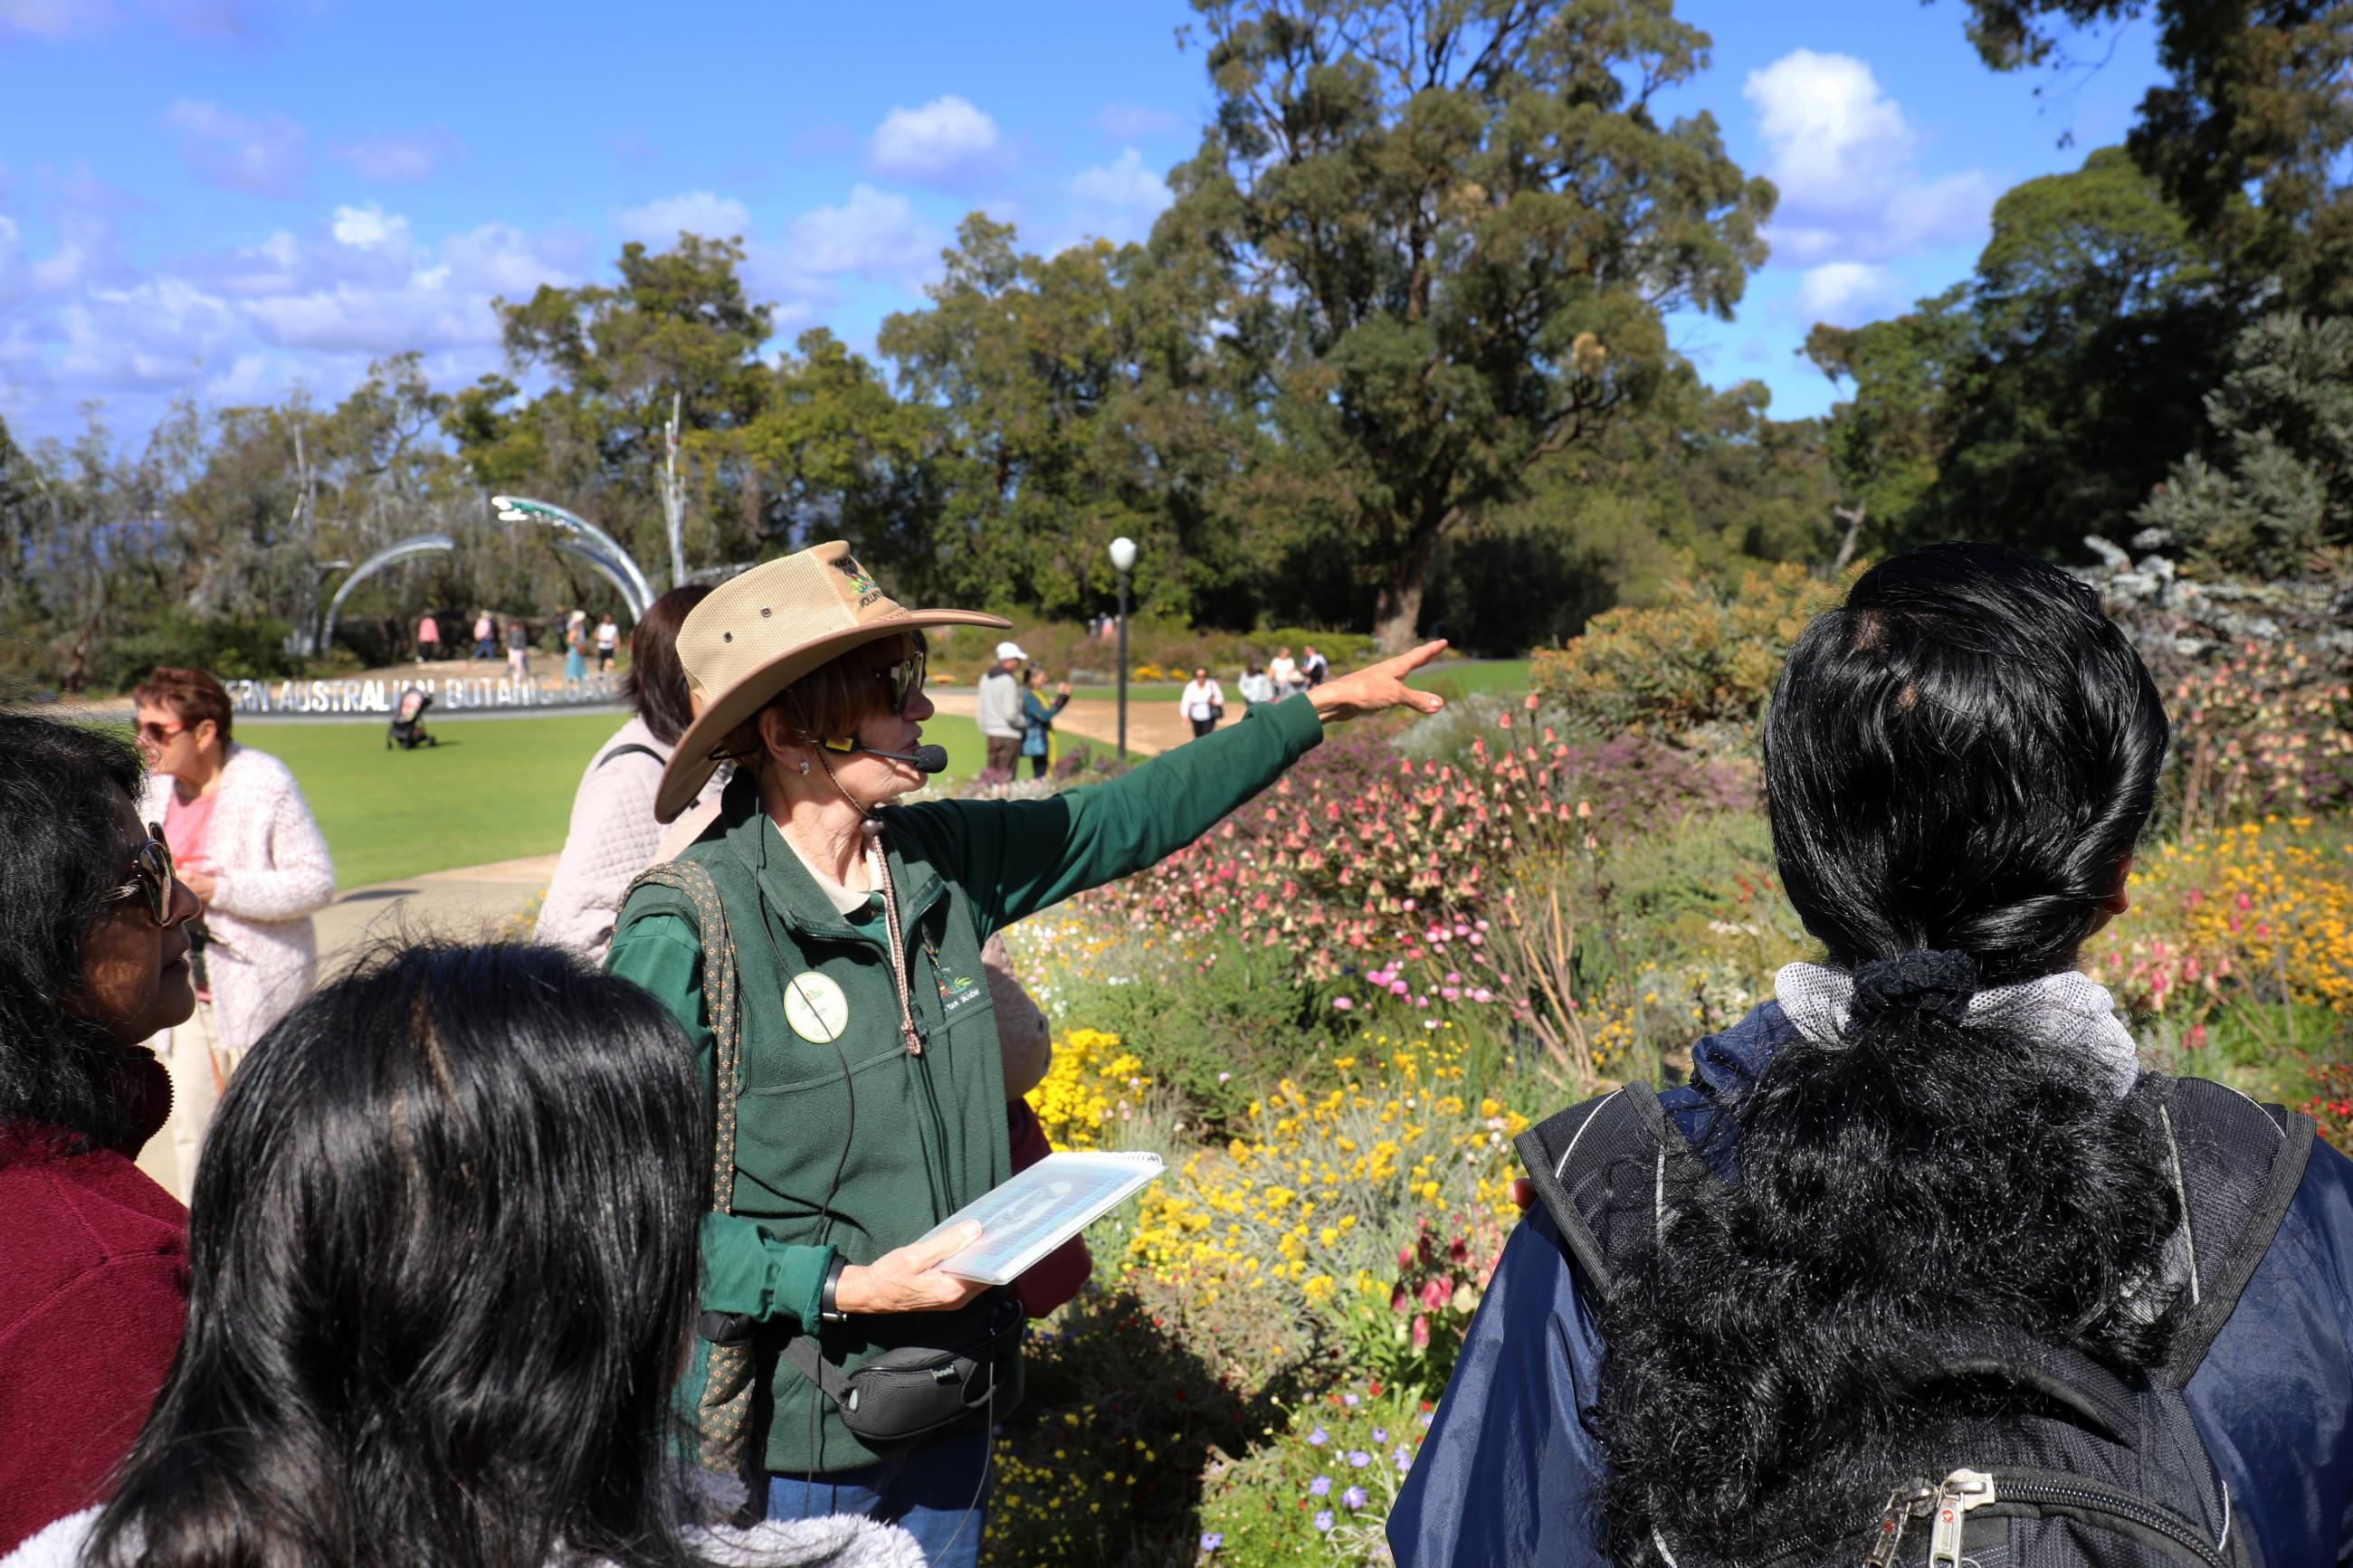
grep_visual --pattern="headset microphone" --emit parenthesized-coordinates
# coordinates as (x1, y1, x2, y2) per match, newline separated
(842, 740, 950, 774)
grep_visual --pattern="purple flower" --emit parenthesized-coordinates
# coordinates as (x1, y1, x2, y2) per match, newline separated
(1310, 1475, 1332, 1497)
(1417, 1411, 1434, 1427)
(1200, 1533, 1223, 1553)
(1373, 1428, 1388, 1442)
(1314, 1511, 1334, 1533)
(1394, 1446, 1414, 1472)
(1307, 1426, 1329, 1446)
(1343, 1486, 1369, 1510)
(1348, 1449, 1371, 1468)
(1342, 1392, 1359, 1406)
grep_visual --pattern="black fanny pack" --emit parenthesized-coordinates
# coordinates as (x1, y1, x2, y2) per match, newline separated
(718, 1292, 1024, 1447)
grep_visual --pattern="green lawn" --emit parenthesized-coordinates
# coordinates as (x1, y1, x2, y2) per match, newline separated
(245, 712, 992, 889)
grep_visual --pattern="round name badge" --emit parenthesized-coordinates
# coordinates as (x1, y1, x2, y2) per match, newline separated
(783, 972, 851, 1043)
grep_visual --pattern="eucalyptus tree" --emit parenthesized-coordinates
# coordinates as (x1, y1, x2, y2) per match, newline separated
(1153, 0, 1773, 648)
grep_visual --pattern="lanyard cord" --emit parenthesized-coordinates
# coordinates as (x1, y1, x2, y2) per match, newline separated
(868, 835, 925, 1058)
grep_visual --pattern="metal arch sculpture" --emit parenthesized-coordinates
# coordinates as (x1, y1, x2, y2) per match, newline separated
(492, 495, 655, 620)
(319, 533, 456, 653)
(548, 535, 652, 623)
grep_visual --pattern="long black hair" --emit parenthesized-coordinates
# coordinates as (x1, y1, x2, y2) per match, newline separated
(1594, 543, 2180, 1563)
(0, 711, 150, 1149)
(86, 943, 717, 1568)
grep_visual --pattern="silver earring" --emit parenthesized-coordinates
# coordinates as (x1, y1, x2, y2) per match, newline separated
(798, 757, 811, 774)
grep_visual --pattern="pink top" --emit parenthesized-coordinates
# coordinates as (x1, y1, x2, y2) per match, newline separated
(418, 615, 439, 641)
(162, 788, 217, 870)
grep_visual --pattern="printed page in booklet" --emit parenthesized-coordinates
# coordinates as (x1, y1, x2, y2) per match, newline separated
(923, 1151, 1165, 1284)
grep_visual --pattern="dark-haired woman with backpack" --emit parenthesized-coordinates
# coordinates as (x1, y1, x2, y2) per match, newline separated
(1390, 542, 2353, 1567)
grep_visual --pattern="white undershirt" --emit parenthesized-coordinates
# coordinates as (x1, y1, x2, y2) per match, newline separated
(774, 818, 875, 917)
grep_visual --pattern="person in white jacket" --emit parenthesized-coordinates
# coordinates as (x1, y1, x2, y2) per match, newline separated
(972, 639, 1029, 776)
(3, 943, 920, 1568)
(537, 585, 723, 961)
(133, 666, 334, 1201)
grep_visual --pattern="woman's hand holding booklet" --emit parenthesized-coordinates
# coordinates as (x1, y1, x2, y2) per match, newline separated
(921, 1151, 1166, 1284)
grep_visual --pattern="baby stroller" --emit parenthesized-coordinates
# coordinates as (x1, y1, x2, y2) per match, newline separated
(386, 689, 438, 750)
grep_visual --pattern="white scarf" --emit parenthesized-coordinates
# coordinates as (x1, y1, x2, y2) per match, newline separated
(1774, 961, 2142, 1094)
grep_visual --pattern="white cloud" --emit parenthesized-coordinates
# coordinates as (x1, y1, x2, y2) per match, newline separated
(1793, 261, 1904, 328)
(58, 277, 241, 386)
(164, 99, 308, 197)
(780, 185, 939, 278)
(868, 96, 1004, 186)
(329, 130, 459, 185)
(1067, 147, 1171, 244)
(330, 203, 409, 251)
(1744, 51, 1996, 268)
(614, 190, 752, 245)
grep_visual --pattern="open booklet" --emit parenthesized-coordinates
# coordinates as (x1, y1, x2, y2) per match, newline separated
(921, 1151, 1166, 1285)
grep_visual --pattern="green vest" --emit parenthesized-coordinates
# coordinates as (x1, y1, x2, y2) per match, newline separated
(610, 694, 1327, 1474)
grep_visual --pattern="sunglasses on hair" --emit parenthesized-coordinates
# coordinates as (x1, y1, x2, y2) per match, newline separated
(102, 823, 177, 926)
(874, 650, 927, 716)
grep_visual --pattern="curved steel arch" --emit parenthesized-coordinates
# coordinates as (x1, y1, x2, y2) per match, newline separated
(319, 533, 455, 653)
(549, 535, 652, 623)
(492, 495, 654, 619)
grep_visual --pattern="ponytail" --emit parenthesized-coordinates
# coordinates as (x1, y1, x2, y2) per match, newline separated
(1591, 545, 2177, 1563)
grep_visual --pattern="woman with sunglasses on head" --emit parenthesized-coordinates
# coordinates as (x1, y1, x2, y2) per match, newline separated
(130, 667, 334, 1202)
(0, 713, 201, 1554)
(3, 942, 924, 1568)
(605, 543, 1447, 1562)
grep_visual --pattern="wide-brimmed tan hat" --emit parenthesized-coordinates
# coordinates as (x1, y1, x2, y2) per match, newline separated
(654, 541, 1009, 822)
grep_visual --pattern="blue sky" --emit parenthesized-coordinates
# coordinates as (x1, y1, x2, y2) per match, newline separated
(0, 0, 2164, 450)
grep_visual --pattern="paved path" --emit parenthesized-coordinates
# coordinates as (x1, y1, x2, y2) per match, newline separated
(313, 851, 560, 971)
(925, 689, 1194, 759)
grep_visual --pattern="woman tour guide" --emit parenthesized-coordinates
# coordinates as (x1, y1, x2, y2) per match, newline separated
(606, 542, 1443, 1558)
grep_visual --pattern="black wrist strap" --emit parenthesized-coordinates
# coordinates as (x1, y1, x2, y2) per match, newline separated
(821, 1253, 848, 1322)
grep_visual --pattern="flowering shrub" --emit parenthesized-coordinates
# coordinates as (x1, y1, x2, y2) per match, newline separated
(1529, 561, 1852, 738)
(2085, 816, 2353, 1021)
(1195, 1383, 1434, 1563)
(1025, 1027, 1152, 1150)
(1125, 1034, 1524, 1390)
(2164, 642, 2353, 831)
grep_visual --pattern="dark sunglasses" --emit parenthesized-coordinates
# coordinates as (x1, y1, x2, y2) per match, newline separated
(874, 650, 927, 716)
(137, 718, 187, 745)
(101, 823, 177, 926)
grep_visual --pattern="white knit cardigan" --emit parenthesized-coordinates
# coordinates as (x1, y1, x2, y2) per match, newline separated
(142, 744, 336, 1051)
(535, 717, 722, 962)
(3, 1507, 925, 1568)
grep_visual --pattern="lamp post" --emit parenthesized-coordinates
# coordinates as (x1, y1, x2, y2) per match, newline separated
(1108, 536, 1138, 760)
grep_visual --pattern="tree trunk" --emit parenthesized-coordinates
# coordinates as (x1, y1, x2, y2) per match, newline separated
(1831, 503, 1865, 572)
(1372, 519, 1444, 653)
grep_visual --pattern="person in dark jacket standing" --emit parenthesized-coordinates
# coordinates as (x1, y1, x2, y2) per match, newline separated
(606, 541, 1446, 1563)
(0, 714, 201, 1554)
(1392, 543, 2353, 1566)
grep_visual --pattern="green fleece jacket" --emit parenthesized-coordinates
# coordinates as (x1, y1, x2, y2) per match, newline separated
(606, 693, 1325, 1476)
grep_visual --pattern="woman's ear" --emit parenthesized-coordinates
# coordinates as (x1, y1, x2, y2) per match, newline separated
(2103, 853, 2134, 917)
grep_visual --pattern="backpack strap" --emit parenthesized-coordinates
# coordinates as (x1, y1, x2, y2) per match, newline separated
(594, 742, 665, 773)
(621, 860, 754, 1479)
(1512, 1086, 1681, 1299)
(2158, 1076, 2315, 1383)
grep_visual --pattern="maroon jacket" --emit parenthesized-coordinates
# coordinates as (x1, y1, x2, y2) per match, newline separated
(0, 1055, 187, 1555)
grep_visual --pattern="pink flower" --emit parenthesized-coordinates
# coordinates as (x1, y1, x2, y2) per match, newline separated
(1411, 1314, 1431, 1351)
(1524, 693, 1539, 711)
(1332, 997, 1354, 1011)
(1418, 1277, 1450, 1311)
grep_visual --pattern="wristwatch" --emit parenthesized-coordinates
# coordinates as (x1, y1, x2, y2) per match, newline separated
(820, 1254, 849, 1323)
